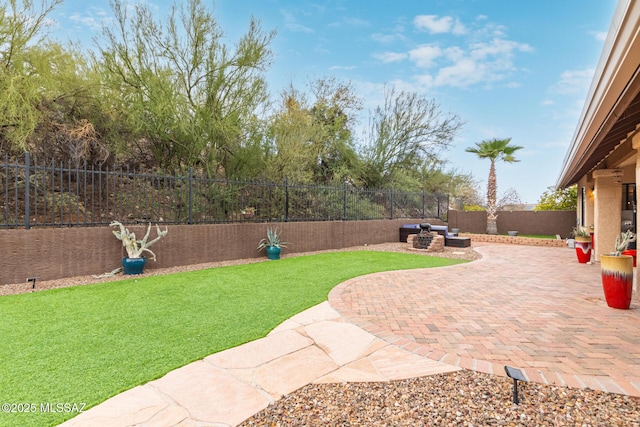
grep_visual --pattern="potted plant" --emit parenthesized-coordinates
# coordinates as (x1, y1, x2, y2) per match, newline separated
(600, 230, 636, 309)
(111, 221, 168, 274)
(573, 225, 592, 263)
(257, 227, 288, 260)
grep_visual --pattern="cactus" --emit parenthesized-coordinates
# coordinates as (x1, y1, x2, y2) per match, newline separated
(613, 230, 636, 256)
(110, 221, 168, 260)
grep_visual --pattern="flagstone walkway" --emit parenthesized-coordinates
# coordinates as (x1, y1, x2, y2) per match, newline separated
(60, 302, 458, 427)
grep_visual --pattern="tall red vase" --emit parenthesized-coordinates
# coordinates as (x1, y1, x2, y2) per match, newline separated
(574, 237, 592, 263)
(600, 255, 633, 309)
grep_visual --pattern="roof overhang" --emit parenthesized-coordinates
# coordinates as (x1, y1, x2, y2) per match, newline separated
(557, 0, 640, 188)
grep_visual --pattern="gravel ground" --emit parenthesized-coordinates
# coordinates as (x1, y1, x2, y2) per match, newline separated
(0, 242, 480, 296)
(240, 370, 640, 427)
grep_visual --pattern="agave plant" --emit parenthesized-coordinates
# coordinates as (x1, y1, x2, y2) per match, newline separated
(573, 225, 591, 238)
(257, 228, 288, 251)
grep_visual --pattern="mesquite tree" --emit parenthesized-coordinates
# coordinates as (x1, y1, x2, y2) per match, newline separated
(360, 87, 463, 189)
(96, 0, 275, 174)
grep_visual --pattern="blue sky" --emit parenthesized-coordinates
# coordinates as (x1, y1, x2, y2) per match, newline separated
(50, 0, 618, 203)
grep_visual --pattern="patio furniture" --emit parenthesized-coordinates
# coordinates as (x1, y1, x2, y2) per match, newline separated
(400, 223, 470, 247)
(399, 224, 421, 242)
(445, 236, 471, 248)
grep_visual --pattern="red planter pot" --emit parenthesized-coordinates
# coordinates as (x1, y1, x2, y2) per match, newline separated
(574, 237, 592, 263)
(600, 255, 633, 309)
(622, 249, 637, 267)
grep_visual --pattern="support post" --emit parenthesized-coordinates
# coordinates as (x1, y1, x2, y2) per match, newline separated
(25, 152, 30, 230)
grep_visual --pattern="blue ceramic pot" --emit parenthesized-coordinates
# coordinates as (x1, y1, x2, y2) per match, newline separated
(265, 246, 281, 260)
(122, 257, 146, 275)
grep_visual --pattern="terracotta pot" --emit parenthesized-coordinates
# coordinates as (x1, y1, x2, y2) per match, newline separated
(600, 255, 633, 309)
(574, 236, 592, 263)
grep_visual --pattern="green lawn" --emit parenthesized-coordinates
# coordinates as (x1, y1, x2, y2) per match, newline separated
(0, 251, 466, 426)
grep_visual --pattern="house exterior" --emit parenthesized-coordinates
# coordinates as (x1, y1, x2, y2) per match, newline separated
(557, 0, 640, 264)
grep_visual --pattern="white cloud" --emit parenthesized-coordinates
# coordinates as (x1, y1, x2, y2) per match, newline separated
(69, 14, 101, 31)
(549, 68, 595, 95)
(330, 65, 356, 70)
(407, 38, 532, 88)
(469, 38, 533, 60)
(408, 44, 442, 68)
(414, 15, 466, 35)
(368, 15, 533, 90)
(314, 46, 331, 55)
(546, 98, 588, 124)
(343, 17, 370, 27)
(414, 74, 434, 88)
(590, 30, 607, 42)
(373, 51, 408, 63)
(281, 9, 315, 33)
(286, 23, 314, 33)
(281, 10, 295, 22)
(329, 17, 369, 28)
(432, 58, 480, 87)
(443, 46, 465, 62)
(453, 21, 467, 35)
(69, 7, 110, 31)
(371, 32, 407, 44)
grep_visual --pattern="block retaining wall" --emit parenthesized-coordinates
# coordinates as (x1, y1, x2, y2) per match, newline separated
(0, 217, 571, 286)
(460, 233, 567, 248)
(0, 219, 422, 285)
(448, 210, 576, 237)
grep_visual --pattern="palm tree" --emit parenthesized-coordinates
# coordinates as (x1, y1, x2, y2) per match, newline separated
(465, 138, 523, 234)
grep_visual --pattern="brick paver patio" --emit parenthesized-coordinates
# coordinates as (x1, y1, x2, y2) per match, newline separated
(329, 243, 640, 396)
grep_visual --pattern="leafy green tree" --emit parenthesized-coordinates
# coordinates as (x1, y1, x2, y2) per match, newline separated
(307, 77, 361, 184)
(96, 0, 275, 174)
(266, 78, 362, 184)
(359, 87, 463, 189)
(465, 137, 523, 234)
(265, 89, 317, 183)
(415, 159, 477, 196)
(25, 44, 113, 166)
(535, 185, 577, 211)
(0, 0, 64, 154)
(464, 204, 486, 211)
(0, 0, 108, 165)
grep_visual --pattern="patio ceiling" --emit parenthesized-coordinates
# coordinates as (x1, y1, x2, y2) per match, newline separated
(557, 0, 640, 188)
(562, 85, 640, 185)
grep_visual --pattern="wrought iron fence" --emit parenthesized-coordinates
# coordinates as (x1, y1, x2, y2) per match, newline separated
(0, 153, 449, 229)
